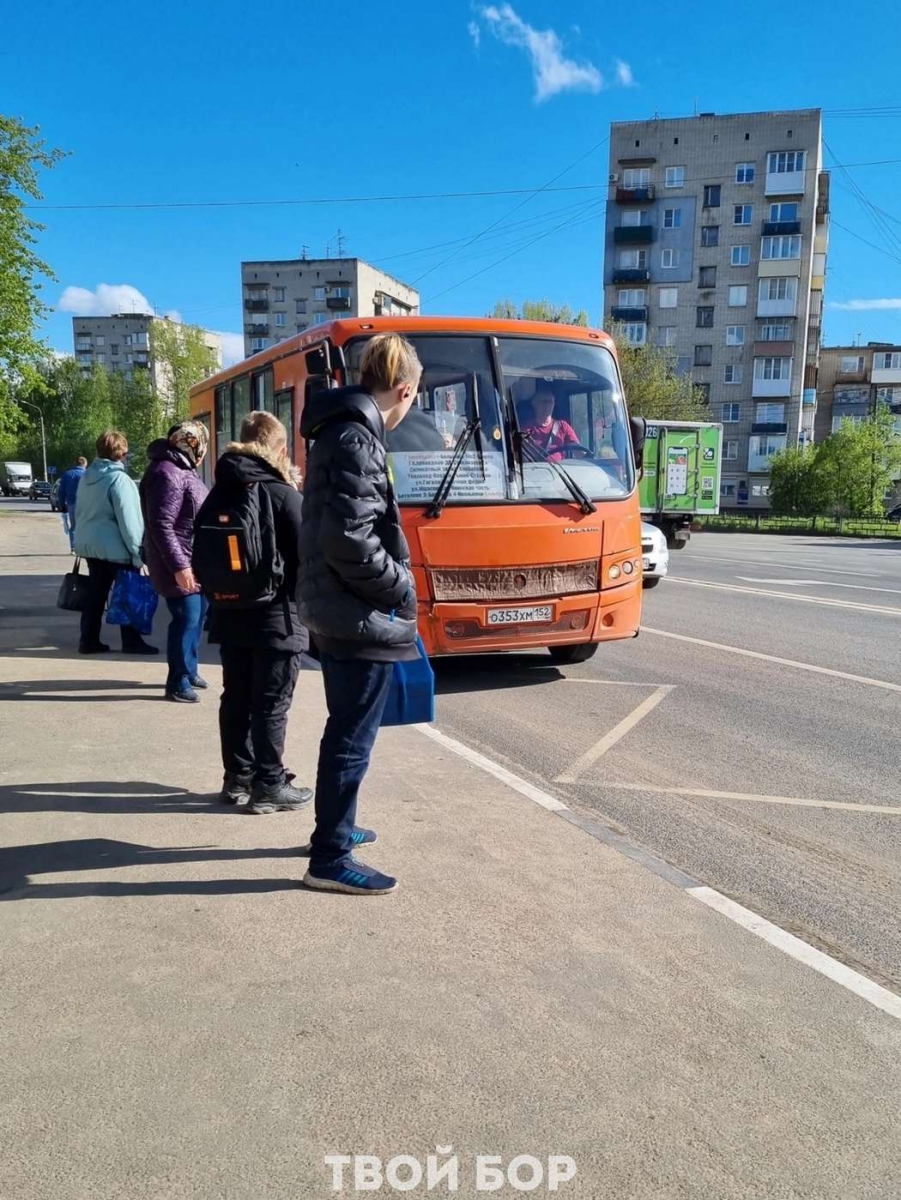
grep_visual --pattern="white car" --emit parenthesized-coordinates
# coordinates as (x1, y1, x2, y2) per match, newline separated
(641, 522, 669, 589)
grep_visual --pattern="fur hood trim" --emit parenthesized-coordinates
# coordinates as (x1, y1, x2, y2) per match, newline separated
(224, 440, 301, 487)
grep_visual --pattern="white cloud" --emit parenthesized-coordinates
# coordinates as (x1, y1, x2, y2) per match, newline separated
(217, 332, 245, 367)
(468, 19, 481, 48)
(478, 4, 603, 101)
(615, 58, 635, 87)
(162, 308, 183, 322)
(828, 298, 901, 311)
(57, 282, 156, 317)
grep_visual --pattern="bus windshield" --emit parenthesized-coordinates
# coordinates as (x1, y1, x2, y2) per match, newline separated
(345, 332, 632, 505)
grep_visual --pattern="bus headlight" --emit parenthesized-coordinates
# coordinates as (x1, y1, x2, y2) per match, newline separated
(608, 564, 622, 580)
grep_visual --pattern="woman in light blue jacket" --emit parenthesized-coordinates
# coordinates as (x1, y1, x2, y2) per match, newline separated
(73, 429, 158, 656)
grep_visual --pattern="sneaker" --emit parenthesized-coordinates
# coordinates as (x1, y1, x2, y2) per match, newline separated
(303, 856, 397, 895)
(122, 640, 160, 656)
(190, 675, 209, 690)
(78, 641, 110, 655)
(219, 772, 252, 805)
(247, 779, 314, 815)
(166, 685, 199, 704)
(296, 827, 377, 856)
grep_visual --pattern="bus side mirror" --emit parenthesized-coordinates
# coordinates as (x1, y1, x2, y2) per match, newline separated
(305, 343, 332, 377)
(630, 415, 647, 473)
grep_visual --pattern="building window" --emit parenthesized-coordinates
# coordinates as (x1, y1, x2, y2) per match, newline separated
(695, 383, 710, 404)
(721, 483, 737, 499)
(696, 306, 715, 328)
(124, 334, 132, 346)
(761, 277, 796, 302)
(722, 401, 741, 420)
(876, 386, 899, 405)
(273, 287, 286, 302)
(658, 327, 677, 347)
(76, 338, 92, 351)
(618, 249, 649, 269)
(661, 249, 679, 269)
(624, 323, 647, 346)
(665, 166, 685, 188)
(733, 204, 753, 226)
(694, 345, 713, 367)
(767, 150, 805, 174)
(618, 288, 646, 305)
(724, 366, 743, 387)
(621, 209, 646, 227)
(728, 286, 748, 307)
(663, 207, 682, 228)
(749, 434, 787, 468)
(95, 353, 106, 364)
(296, 323, 308, 332)
(758, 323, 792, 341)
(658, 287, 678, 309)
(762, 234, 801, 260)
(332, 286, 351, 299)
(754, 356, 792, 380)
(313, 286, 326, 301)
(296, 299, 307, 314)
(311, 313, 329, 326)
(622, 167, 650, 188)
(110, 344, 119, 355)
(874, 351, 901, 370)
(701, 225, 719, 247)
(726, 325, 745, 346)
(731, 245, 751, 266)
(736, 162, 755, 184)
(275, 312, 286, 327)
(751, 484, 771, 498)
(840, 355, 865, 374)
(769, 202, 799, 221)
(247, 287, 267, 301)
(95, 335, 105, 347)
(699, 266, 717, 288)
(703, 184, 721, 208)
(756, 402, 785, 423)
(251, 337, 269, 352)
(724, 440, 739, 461)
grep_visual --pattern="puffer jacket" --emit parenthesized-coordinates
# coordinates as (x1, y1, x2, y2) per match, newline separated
(72, 458, 144, 568)
(298, 386, 418, 662)
(139, 439, 209, 598)
(200, 441, 308, 654)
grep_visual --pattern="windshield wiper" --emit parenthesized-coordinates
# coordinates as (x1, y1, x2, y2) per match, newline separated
(425, 419, 481, 518)
(517, 433, 597, 515)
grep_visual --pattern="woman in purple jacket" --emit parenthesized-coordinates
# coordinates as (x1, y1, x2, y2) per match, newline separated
(140, 421, 210, 703)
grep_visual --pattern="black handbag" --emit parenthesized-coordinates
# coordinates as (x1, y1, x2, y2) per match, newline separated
(57, 557, 91, 612)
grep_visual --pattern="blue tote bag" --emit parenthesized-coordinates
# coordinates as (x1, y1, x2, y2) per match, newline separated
(106, 569, 159, 636)
(380, 635, 435, 726)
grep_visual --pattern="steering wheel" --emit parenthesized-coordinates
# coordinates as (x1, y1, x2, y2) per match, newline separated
(560, 443, 592, 460)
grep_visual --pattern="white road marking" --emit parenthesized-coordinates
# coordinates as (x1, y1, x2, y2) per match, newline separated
(737, 576, 901, 596)
(688, 886, 901, 1021)
(684, 552, 884, 578)
(642, 627, 901, 694)
(416, 724, 569, 811)
(599, 783, 901, 816)
(562, 678, 669, 687)
(668, 576, 901, 616)
(554, 685, 675, 783)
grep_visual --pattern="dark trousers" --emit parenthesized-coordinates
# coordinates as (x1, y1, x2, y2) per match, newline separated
(165, 594, 208, 692)
(310, 655, 393, 869)
(219, 645, 300, 787)
(80, 558, 143, 650)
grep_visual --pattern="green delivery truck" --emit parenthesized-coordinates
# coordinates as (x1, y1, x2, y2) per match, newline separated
(639, 421, 723, 549)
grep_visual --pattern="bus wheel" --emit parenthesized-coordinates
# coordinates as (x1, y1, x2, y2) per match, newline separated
(547, 643, 598, 665)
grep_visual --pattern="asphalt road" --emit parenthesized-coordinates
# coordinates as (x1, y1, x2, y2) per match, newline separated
(434, 531, 901, 992)
(0, 497, 54, 515)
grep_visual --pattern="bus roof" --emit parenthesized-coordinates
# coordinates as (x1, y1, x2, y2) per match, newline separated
(191, 315, 616, 399)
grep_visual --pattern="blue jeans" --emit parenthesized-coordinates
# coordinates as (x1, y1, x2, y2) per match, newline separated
(61, 512, 74, 550)
(165, 593, 207, 692)
(310, 655, 393, 868)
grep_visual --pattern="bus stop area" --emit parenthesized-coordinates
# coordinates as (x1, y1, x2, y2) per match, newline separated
(2, 515, 901, 1199)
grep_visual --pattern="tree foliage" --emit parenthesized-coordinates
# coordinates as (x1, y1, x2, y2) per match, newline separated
(491, 298, 589, 326)
(767, 445, 827, 516)
(608, 326, 707, 422)
(150, 319, 218, 428)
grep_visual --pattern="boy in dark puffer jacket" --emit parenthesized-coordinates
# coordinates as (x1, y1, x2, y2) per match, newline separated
(298, 333, 422, 894)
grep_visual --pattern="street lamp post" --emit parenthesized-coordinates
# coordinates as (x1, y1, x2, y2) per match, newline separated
(18, 399, 48, 482)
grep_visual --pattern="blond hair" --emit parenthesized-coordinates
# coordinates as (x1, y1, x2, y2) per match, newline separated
(239, 410, 287, 448)
(96, 429, 128, 461)
(360, 333, 422, 395)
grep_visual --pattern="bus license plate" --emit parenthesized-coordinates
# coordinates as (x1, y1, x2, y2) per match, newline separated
(487, 605, 553, 626)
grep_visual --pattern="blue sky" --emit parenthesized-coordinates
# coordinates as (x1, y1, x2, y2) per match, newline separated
(6, 0, 901, 362)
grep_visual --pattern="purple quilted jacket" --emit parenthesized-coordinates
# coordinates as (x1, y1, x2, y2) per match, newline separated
(139, 439, 209, 598)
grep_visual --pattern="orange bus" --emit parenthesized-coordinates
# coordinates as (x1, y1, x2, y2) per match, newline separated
(190, 316, 643, 663)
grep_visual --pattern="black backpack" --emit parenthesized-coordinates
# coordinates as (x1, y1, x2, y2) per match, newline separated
(192, 481, 284, 608)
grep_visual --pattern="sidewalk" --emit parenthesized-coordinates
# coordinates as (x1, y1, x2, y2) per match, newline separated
(2, 513, 901, 1200)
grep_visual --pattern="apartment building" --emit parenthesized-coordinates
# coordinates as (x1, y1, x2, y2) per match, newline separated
(603, 109, 829, 509)
(815, 343, 901, 441)
(241, 257, 420, 358)
(72, 314, 222, 396)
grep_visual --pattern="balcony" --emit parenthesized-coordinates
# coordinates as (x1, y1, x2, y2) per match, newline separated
(765, 169, 806, 197)
(245, 323, 269, 336)
(613, 225, 654, 245)
(762, 219, 801, 236)
(835, 367, 868, 383)
(753, 340, 794, 358)
(752, 375, 792, 398)
(326, 295, 352, 311)
(871, 364, 901, 385)
(611, 267, 650, 284)
(817, 172, 830, 224)
(616, 185, 655, 204)
(752, 422, 788, 435)
(611, 306, 649, 322)
(757, 297, 798, 318)
(245, 298, 269, 312)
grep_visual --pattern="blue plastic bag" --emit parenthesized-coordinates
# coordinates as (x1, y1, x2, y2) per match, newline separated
(380, 635, 435, 726)
(106, 569, 159, 635)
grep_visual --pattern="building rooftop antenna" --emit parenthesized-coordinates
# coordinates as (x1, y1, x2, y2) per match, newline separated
(336, 227, 346, 257)
(300, 244, 310, 261)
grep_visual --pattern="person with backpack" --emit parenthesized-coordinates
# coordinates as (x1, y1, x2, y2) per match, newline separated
(297, 333, 422, 895)
(139, 421, 210, 704)
(193, 411, 312, 814)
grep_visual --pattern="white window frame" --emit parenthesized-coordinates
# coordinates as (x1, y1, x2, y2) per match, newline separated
(762, 234, 801, 260)
(274, 312, 286, 327)
(763, 277, 796, 302)
(754, 356, 792, 381)
(724, 440, 739, 461)
(722, 400, 741, 419)
(250, 337, 269, 352)
(624, 322, 647, 346)
(662, 207, 682, 229)
(726, 325, 746, 346)
(728, 286, 748, 307)
(665, 166, 685, 188)
(701, 226, 719, 248)
(736, 162, 755, 184)
(768, 150, 806, 175)
(658, 287, 678, 308)
(661, 249, 679, 269)
(733, 204, 753, 226)
(313, 286, 326, 301)
(731, 245, 751, 267)
(95, 335, 105, 347)
(621, 209, 645, 227)
(876, 386, 898, 404)
(622, 167, 650, 188)
(759, 323, 791, 341)
(618, 288, 646, 306)
(618, 249, 648, 269)
(841, 355, 865, 374)
(875, 351, 901, 370)
(658, 326, 677, 347)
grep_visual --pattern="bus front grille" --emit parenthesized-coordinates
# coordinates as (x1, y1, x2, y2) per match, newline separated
(429, 560, 599, 602)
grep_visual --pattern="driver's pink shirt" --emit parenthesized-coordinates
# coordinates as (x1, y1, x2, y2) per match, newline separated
(522, 418, 579, 461)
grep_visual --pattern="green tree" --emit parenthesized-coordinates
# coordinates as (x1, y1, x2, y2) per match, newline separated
(149, 318, 219, 427)
(13, 357, 113, 471)
(490, 298, 589, 326)
(0, 115, 66, 433)
(816, 406, 901, 517)
(768, 444, 827, 515)
(608, 326, 707, 422)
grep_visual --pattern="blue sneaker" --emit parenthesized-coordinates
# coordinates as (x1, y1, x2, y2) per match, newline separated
(303, 855, 397, 895)
(190, 675, 209, 690)
(296, 827, 377, 856)
(166, 684, 199, 704)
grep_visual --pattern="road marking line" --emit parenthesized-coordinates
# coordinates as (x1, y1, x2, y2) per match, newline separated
(668, 576, 901, 616)
(642, 627, 901, 693)
(415, 724, 569, 811)
(688, 886, 901, 1021)
(599, 783, 901, 816)
(684, 553, 883, 578)
(553, 686, 675, 783)
(737, 576, 901, 596)
(561, 678, 669, 687)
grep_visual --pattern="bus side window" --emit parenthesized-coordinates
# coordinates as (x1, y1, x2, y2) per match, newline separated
(215, 383, 232, 451)
(276, 388, 295, 460)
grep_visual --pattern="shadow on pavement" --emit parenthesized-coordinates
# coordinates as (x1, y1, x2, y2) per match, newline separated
(0, 779, 237, 816)
(0, 836, 300, 899)
(0, 679, 165, 702)
(434, 653, 564, 695)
